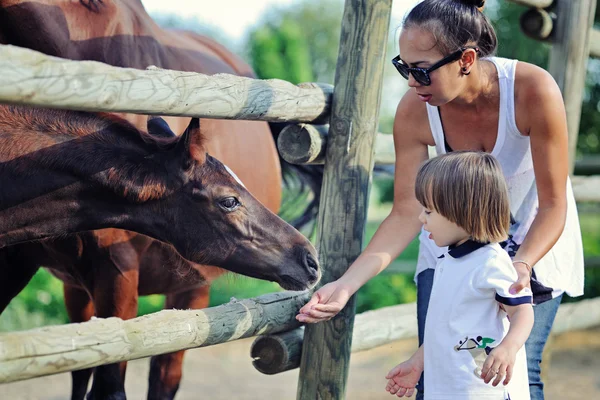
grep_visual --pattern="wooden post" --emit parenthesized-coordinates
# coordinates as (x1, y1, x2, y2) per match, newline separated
(296, 1, 392, 399)
(547, 0, 597, 172)
(589, 29, 600, 58)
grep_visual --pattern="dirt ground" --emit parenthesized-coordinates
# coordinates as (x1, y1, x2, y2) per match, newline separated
(1, 327, 599, 400)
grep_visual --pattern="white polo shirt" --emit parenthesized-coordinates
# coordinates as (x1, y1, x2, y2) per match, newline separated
(423, 241, 532, 400)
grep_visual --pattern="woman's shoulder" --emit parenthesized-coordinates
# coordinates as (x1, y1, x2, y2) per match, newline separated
(512, 60, 565, 136)
(514, 60, 563, 104)
(393, 90, 433, 145)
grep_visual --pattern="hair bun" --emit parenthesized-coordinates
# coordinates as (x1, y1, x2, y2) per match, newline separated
(458, 0, 486, 11)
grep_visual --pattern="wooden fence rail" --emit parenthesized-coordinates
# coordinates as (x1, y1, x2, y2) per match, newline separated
(0, 291, 308, 384)
(251, 296, 600, 375)
(507, 0, 553, 8)
(277, 125, 600, 202)
(0, 44, 333, 124)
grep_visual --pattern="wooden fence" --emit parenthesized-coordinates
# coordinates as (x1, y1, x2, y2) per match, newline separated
(0, 1, 599, 399)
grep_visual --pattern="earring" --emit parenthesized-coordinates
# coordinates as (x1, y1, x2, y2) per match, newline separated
(462, 67, 470, 76)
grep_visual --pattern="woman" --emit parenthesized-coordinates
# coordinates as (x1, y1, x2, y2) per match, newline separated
(296, 1, 584, 399)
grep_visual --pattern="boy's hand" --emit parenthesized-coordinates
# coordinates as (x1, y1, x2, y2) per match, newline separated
(385, 360, 422, 397)
(480, 343, 518, 386)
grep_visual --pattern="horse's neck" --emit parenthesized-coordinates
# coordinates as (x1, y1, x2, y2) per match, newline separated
(0, 130, 171, 247)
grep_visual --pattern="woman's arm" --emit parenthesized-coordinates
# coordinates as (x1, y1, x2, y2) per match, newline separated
(297, 92, 431, 323)
(510, 62, 570, 293)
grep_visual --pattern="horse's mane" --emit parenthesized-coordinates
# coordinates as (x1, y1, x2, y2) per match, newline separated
(0, 105, 202, 203)
(0, 105, 134, 138)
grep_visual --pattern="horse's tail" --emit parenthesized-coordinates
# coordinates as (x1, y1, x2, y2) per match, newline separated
(269, 122, 323, 234)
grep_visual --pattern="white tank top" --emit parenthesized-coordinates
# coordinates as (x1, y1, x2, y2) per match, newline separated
(417, 57, 584, 303)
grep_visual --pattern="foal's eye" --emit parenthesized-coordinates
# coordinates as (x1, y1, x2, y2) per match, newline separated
(218, 197, 241, 212)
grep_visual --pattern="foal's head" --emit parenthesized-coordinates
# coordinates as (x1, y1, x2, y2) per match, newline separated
(0, 107, 320, 290)
(117, 116, 321, 290)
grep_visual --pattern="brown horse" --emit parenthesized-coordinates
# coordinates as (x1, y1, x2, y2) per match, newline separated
(0, 1, 322, 399)
(0, 106, 320, 398)
(0, 229, 229, 400)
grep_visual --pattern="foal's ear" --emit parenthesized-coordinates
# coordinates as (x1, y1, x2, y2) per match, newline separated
(147, 116, 176, 138)
(176, 118, 206, 168)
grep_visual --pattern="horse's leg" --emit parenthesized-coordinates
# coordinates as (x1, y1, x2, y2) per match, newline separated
(0, 250, 39, 314)
(87, 268, 139, 400)
(64, 284, 96, 400)
(148, 286, 210, 400)
(0, 246, 39, 314)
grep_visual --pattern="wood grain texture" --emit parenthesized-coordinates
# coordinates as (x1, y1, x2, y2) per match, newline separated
(589, 29, 600, 58)
(0, 291, 308, 384)
(278, 128, 599, 201)
(0, 44, 333, 123)
(296, 1, 393, 399)
(506, 0, 554, 8)
(547, 0, 598, 172)
(253, 296, 600, 375)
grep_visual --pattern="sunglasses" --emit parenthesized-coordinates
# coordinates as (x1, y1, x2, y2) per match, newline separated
(391, 47, 479, 86)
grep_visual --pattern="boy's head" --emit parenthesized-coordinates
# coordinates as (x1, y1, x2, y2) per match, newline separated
(415, 151, 510, 244)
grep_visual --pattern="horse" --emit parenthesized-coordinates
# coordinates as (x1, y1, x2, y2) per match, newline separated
(0, 106, 321, 399)
(1, 229, 228, 400)
(0, 1, 322, 398)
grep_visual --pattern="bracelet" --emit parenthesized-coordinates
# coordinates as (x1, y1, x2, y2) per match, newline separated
(512, 260, 532, 278)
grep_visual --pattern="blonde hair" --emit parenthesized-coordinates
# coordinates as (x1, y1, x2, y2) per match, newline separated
(415, 151, 510, 243)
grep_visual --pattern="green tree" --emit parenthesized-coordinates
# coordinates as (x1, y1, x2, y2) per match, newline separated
(246, 0, 343, 84)
(248, 17, 314, 84)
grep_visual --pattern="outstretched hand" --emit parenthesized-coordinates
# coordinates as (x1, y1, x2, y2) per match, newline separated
(385, 360, 421, 397)
(296, 281, 352, 323)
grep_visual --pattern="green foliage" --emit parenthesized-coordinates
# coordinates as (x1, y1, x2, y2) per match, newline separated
(0, 269, 68, 332)
(250, 17, 314, 84)
(355, 273, 416, 314)
(248, 17, 314, 84)
(246, 0, 343, 84)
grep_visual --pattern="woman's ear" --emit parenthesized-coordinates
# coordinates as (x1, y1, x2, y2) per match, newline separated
(459, 48, 478, 74)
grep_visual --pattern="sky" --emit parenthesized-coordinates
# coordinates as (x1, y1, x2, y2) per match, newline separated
(140, 0, 422, 126)
(141, 0, 420, 43)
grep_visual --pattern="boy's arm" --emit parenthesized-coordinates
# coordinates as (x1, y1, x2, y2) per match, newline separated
(481, 303, 534, 386)
(385, 345, 425, 397)
(500, 303, 535, 352)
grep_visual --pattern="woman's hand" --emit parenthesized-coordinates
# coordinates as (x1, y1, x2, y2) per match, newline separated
(508, 262, 531, 295)
(385, 359, 422, 397)
(480, 343, 518, 386)
(296, 281, 352, 323)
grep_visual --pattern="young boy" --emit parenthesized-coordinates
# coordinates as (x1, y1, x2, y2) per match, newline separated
(385, 151, 534, 400)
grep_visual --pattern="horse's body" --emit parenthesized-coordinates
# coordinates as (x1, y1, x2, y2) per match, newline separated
(1, 229, 221, 400)
(0, 106, 319, 399)
(0, 1, 322, 399)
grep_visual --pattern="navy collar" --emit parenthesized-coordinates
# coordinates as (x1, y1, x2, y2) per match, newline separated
(447, 239, 488, 258)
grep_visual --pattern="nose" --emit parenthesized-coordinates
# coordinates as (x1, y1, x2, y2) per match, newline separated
(418, 209, 426, 224)
(303, 249, 320, 282)
(407, 73, 421, 88)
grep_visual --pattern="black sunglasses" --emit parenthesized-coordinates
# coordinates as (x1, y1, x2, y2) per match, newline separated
(391, 47, 479, 86)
